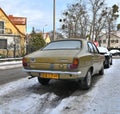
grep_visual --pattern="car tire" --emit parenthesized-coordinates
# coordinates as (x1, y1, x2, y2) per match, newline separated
(37, 77, 50, 85)
(106, 62, 110, 68)
(110, 59, 112, 65)
(80, 70, 92, 90)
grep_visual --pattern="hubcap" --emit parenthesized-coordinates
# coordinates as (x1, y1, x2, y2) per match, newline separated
(87, 71, 91, 86)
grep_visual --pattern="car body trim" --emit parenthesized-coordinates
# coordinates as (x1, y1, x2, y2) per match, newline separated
(23, 69, 81, 75)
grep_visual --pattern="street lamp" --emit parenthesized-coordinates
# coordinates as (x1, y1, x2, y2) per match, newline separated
(53, 0, 56, 41)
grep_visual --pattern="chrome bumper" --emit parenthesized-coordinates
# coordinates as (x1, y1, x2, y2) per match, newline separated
(23, 69, 81, 75)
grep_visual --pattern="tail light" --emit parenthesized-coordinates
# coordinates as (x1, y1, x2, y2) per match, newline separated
(68, 58, 79, 69)
(22, 58, 28, 67)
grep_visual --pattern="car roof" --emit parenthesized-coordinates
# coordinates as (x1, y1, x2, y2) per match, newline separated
(52, 38, 90, 44)
(110, 49, 120, 53)
(47, 38, 89, 50)
(97, 47, 109, 52)
(97, 46, 107, 49)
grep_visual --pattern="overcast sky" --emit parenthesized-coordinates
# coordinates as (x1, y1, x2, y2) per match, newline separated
(0, 0, 120, 33)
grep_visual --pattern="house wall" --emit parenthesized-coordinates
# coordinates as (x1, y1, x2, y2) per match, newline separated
(0, 10, 19, 35)
(0, 35, 21, 57)
(16, 25, 26, 34)
(0, 8, 26, 57)
(100, 34, 120, 48)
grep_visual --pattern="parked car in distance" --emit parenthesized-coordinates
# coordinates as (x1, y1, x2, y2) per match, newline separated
(97, 47, 112, 68)
(109, 49, 120, 56)
(23, 39, 105, 90)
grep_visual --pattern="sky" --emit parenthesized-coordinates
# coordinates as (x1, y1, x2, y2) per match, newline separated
(0, 0, 120, 33)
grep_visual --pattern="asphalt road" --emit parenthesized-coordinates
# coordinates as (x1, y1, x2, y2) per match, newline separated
(0, 67, 27, 85)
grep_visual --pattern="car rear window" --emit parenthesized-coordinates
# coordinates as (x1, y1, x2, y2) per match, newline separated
(43, 40, 82, 50)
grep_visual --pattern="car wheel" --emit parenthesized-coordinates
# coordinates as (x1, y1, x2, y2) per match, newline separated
(99, 66, 104, 75)
(37, 77, 50, 85)
(80, 70, 92, 90)
(106, 61, 110, 68)
(110, 59, 112, 65)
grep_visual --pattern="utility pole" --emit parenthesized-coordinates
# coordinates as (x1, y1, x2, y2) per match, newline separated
(108, 21, 111, 48)
(53, 0, 56, 41)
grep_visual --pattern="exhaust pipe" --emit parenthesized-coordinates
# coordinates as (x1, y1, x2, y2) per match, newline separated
(28, 76, 35, 79)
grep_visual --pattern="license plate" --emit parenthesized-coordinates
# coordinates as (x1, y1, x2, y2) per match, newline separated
(40, 73, 59, 79)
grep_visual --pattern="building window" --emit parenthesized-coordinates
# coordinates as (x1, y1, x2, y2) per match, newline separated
(0, 21, 4, 34)
(0, 39, 7, 49)
(111, 40, 114, 43)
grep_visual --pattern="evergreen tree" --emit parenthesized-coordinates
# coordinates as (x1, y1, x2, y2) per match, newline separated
(27, 30, 46, 53)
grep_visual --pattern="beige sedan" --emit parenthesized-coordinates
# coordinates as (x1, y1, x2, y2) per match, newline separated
(23, 39, 105, 89)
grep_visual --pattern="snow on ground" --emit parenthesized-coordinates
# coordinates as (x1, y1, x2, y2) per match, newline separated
(0, 78, 59, 114)
(0, 78, 43, 113)
(49, 59, 120, 114)
(0, 59, 120, 114)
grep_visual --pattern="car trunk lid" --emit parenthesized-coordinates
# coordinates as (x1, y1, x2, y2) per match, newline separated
(27, 50, 79, 62)
(25, 50, 80, 70)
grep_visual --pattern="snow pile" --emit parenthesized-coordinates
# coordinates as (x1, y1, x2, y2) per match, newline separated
(0, 61, 22, 69)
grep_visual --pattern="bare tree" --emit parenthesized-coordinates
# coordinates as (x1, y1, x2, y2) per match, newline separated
(59, 0, 119, 45)
(59, 0, 88, 38)
(87, 0, 119, 46)
(88, 0, 106, 41)
(105, 5, 119, 48)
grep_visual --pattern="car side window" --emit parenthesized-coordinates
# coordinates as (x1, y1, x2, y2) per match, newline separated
(92, 43, 99, 54)
(88, 42, 94, 53)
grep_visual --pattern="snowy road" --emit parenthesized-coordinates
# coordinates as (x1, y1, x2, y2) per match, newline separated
(0, 61, 26, 85)
(0, 59, 120, 114)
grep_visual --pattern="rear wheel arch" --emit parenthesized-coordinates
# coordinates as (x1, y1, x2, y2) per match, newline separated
(89, 67, 93, 75)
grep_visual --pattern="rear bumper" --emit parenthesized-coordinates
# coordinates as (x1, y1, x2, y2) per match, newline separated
(23, 69, 81, 75)
(23, 68, 82, 79)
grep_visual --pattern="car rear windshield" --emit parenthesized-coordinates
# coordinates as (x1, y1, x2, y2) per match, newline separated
(43, 40, 82, 50)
